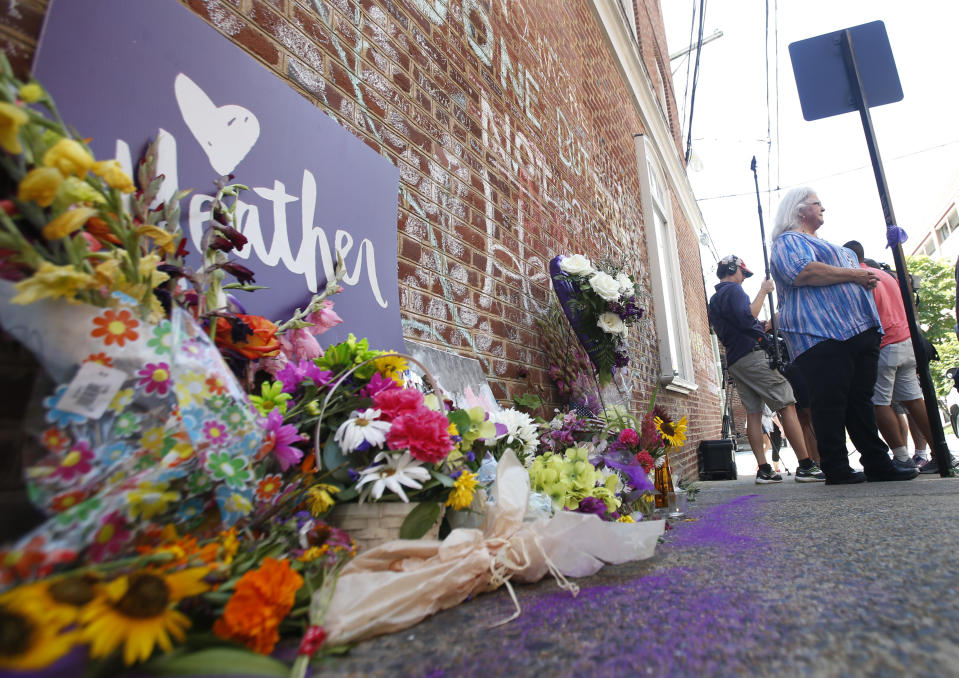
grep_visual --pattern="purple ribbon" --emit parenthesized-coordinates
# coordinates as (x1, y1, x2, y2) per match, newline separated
(886, 223, 908, 249)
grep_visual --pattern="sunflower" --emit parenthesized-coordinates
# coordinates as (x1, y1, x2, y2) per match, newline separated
(80, 567, 209, 666)
(654, 414, 688, 449)
(0, 600, 77, 670)
(2, 574, 98, 627)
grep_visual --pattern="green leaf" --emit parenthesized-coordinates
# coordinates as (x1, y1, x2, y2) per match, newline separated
(399, 502, 441, 539)
(141, 648, 290, 676)
(513, 393, 542, 410)
(429, 470, 455, 487)
(322, 438, 350, 482)
(448, 408, 471, 434)
(336, 485, 359, 502)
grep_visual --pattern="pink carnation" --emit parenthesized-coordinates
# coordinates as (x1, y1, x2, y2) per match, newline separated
(386, 408, 453, 464)
(618, 428, 639, 447)
(373, 387, 425, 421)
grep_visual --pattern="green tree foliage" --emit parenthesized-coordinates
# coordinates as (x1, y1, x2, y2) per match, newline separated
(905, 255, 958, 399)
(905, 255, 956, 343)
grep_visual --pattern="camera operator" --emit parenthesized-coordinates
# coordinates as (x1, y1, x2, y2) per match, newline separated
(708, 255, 824, 483)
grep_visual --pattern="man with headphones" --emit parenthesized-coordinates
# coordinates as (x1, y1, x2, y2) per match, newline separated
(709, 255, 824, 483)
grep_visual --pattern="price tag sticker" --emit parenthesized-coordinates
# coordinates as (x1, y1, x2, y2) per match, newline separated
(56, 362, 129, 420)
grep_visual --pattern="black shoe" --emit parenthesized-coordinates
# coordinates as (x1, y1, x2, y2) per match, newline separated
(865, 465, 919, 482)
(755, 466, 783, 484)
(824, 471, 866, 485)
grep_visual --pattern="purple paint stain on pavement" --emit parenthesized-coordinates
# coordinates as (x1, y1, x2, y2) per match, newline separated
(423, 494, 783, 676)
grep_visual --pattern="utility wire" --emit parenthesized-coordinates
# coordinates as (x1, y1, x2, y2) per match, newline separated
(774, 0, 781, 195)
(764, 0, 772, 217)
(684, 0, 707, 163)
(680, 0, 697, 137)
(695, 139, 959, 201)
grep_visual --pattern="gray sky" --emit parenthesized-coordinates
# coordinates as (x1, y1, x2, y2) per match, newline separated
(663, 1, 959, 303)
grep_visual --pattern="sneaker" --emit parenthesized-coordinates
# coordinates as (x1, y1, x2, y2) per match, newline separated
(795, 464, 826, 482)
(892, 457, 917, 471)
(756, 467, 783, 484)
(920, 459, 943, 474)
(912, 453, 929, 467)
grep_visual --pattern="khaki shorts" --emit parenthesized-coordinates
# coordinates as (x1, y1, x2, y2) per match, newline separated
(872, 339, 922, 406)
(729, 349, 796, 414)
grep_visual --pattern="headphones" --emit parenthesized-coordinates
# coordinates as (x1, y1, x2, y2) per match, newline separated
(724, 259, 739, 276)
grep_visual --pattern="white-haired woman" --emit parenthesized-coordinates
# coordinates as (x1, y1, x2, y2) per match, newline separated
(769, 187, 917, 484)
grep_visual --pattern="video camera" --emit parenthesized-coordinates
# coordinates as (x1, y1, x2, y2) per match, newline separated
(757, 332, 789, 372)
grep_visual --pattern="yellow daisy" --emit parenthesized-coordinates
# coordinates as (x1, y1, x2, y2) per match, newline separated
(373, 351, 408, 384)
(80, 568, 209, 666)
(654, 415, 688, 449)
(445, 470, 478, 511)
(0, 600, 77, 670)
(305, 483, 340, 516)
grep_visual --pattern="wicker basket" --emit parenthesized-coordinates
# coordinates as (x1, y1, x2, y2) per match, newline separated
(327, 501, 445, 553)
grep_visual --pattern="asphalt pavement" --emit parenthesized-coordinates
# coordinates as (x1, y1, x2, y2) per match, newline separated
(315, 472, 959, 677)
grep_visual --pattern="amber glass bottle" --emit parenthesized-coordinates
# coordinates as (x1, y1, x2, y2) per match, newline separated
(654, 453, 675, 509)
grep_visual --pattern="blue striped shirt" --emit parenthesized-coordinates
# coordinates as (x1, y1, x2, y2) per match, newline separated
(770, 231, 882, 358)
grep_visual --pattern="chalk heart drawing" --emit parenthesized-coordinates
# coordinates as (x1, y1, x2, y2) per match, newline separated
(174, 73, 260, 176)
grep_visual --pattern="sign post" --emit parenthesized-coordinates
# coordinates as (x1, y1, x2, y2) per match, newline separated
(789, 21, 952, 477)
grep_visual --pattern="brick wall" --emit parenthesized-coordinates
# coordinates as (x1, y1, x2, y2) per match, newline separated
(3, 0, 721, 480)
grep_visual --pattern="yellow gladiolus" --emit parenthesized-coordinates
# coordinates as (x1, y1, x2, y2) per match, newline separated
(18, 83, 44, 103)
(11, 262, 94, 305)
(0, 102, 29, 154)
(17, 167, 63, 207)
(93, 257, 122, 287)
(43, 138, 94, 177)
(92, 159, 135, 193)
(136, 224, 176, 254)
(42, 206, 97, 240)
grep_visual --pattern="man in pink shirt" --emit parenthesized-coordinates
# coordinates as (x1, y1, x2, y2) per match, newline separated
(843, 241, 933, 470)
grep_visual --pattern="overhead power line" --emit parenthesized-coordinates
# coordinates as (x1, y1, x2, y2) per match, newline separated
(695, 139, 959, 202)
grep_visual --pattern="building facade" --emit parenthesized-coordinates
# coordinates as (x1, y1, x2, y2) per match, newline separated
(3, 0, 721, 478)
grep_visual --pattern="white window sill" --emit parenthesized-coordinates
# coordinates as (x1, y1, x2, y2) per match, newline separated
(661, 374, 699, 395)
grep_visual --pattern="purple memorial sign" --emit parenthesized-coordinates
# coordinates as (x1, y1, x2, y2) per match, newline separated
(32, 0, 404, 350)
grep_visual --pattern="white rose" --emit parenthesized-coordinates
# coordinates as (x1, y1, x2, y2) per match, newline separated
(597, 312, 627, 335)
(589, 272, 622, 301)
(616, 272, 634, 295)
(559, 254, 593, 276)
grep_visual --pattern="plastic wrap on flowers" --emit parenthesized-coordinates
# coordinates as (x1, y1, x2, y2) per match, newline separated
(0, 283, 265, 581)
(323, 450, 664, 645)
(550, 256, 603, 372)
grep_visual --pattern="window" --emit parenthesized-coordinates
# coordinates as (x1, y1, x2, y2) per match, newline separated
(634, 134, 698, 394)
(949, 208, 959, 231)
(923, 237, 937, 256)
(936, 222, 950, 244)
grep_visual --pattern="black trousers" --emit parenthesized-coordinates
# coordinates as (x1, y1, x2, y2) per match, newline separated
(794, 328, 892, 480)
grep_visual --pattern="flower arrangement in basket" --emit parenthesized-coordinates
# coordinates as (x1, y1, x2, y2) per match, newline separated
(549, 254, 644, 385)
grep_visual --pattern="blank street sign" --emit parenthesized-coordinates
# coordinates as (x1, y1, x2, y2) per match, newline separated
(788, 20, 903, 121)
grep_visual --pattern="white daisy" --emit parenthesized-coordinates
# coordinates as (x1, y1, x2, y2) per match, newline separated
(334, 408, 391, 453)
(487, 408, 539, 457)
(355, 451, 431, 503)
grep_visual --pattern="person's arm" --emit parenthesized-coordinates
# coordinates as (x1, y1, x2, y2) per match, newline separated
(749, 278, 775, 318)
(793, 261, 879, 289)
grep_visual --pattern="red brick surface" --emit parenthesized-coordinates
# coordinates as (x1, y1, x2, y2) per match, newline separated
(5, 0, 721, 479)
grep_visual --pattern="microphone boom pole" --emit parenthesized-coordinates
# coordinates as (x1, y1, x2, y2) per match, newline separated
(750, 156, 781, 366)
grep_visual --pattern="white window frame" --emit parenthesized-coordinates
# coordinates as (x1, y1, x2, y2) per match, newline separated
(634, 134, 698, 394)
